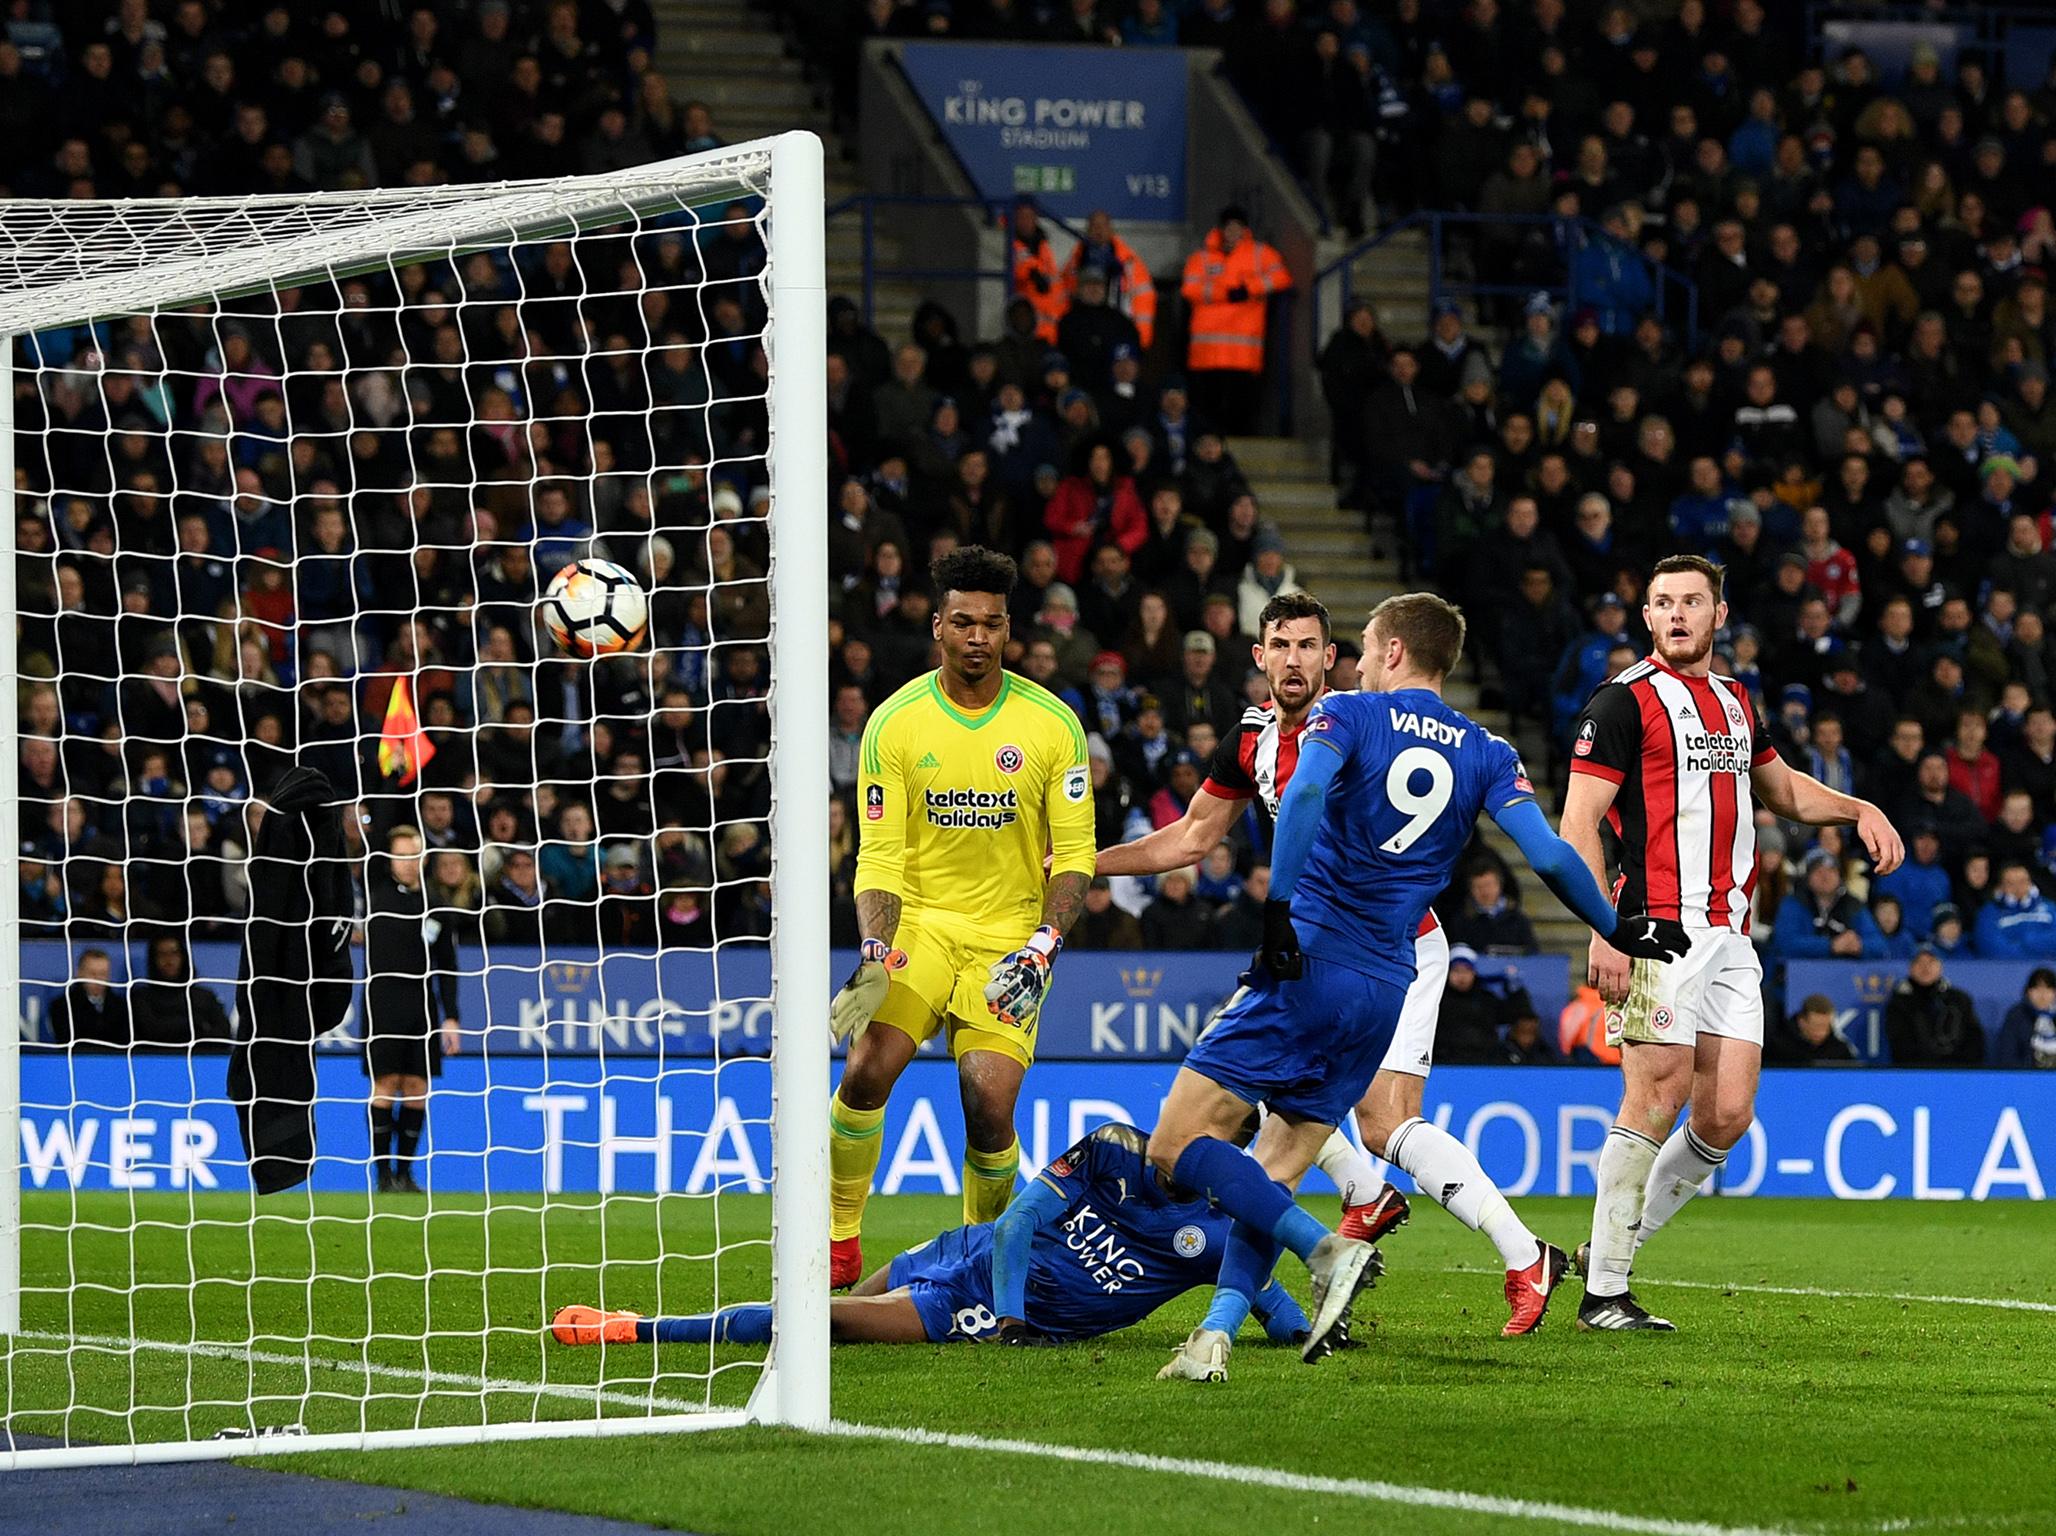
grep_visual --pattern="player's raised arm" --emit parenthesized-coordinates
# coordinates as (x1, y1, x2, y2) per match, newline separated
(1476, 726, 1687, 963)
(1489, 799, 1684, 963)
(1095, 788, 1238, 876)
(1749, 754, 1905, 875)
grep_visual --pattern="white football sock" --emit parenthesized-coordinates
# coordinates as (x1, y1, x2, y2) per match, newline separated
(1636, 1125, 1728, 1245)
(1586, 1126, 1661, 1299)
(1385, 1116, 1539, 1270)
(1314, 1127, 1381, 1208)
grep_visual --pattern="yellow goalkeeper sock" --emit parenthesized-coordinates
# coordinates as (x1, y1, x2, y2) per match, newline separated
(963, 1138, 1020, 1225)
(828, 1092, 887, 1242)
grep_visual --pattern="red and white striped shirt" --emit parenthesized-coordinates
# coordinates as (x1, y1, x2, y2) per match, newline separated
(1568, 656, 1777, 931)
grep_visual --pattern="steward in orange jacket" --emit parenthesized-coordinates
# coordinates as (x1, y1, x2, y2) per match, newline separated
(1062, 209, 1157, 349)
(1179, 205, 1291, 433)
(1009, 199, 1066, 345)
(1558, 984, 1622, 1065)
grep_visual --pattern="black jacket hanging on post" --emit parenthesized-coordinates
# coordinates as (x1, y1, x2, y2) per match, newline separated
(228, 766, 356, 1194)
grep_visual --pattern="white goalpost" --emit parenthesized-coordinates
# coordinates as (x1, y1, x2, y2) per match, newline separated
(0, 132, 828, 1468)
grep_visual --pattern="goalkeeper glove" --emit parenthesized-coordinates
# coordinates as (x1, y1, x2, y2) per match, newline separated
(1610, 911, 1691, 963)
(830, 938, 906, 1045)
(1256, 898, 1303, 981)
(984, 925, 1061, 1029)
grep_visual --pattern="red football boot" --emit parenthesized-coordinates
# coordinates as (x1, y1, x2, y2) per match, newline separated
(1338, 1182, 1410, 1244)
(1501, 1242, 1571, 1336)
(830, 1235, 864, 1290)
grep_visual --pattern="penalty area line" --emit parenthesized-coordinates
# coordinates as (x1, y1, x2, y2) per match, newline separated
(1431, 1269, 2056, 1315)
(820, 1419, 1798, 1536)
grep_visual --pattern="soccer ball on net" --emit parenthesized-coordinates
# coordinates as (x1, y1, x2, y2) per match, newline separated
(542, 557, 650, 657)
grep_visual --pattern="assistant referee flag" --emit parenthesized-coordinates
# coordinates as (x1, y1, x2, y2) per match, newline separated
(378, 675, 436, 785)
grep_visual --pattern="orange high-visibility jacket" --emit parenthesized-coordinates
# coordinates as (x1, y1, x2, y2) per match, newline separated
(1558, 985, 1622, 1065)
(1062, 234, 1158, 349)
(1011, 232, 1066, 344)
(1180, 230, 1291, 373)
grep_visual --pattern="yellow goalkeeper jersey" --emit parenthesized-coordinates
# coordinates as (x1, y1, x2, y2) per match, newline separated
(855, 669, 1097, 943)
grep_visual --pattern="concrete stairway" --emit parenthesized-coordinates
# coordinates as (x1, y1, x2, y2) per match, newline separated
(650, 0, 903, 331)
(1316, 223, 1435, 348)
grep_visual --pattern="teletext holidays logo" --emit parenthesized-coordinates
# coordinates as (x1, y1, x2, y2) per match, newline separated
(1681, 731, 1748, 774)
(943, 77, 1148, 149)
(926, 785, 1018, 829)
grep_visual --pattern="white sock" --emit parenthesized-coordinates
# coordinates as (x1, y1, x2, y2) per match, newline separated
(1636, 1125, 1727, 1245)
(1586, 1126, 1660, 1299)
(1386, 1117, 1539, 1270)
(1314, 1127, 1381, 1208)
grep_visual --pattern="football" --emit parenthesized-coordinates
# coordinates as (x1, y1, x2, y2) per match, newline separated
(541, 557, 649, 656)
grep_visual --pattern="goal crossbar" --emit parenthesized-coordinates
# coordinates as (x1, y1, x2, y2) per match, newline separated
(0, 143, 779, 335)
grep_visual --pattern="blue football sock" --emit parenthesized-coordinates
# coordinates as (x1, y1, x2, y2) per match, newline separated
(1172, 1138, 1330, 1263)
(1200, 1220, 1281, 1336)
(642, 1305, 774, 1345)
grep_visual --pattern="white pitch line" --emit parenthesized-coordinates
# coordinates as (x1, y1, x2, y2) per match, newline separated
(15, 1329, 708, 1416)
(1430, 1268, 2056, 1316)
(821, 1420, 1801, 1536)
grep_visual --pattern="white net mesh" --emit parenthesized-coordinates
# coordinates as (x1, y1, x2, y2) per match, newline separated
(1, 146, 822, 1462)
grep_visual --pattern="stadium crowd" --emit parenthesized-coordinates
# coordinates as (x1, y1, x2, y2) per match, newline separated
(8, 1, 2055, 1069)
(8, 0, 779, 1056)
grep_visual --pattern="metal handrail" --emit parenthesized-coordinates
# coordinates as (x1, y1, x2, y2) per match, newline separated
(822, 194, 1088, 325)
(1313, 210, 1700, 356)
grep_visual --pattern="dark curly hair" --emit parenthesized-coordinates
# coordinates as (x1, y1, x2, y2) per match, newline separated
(931, 545, 1019, 602)
(1258, 590, 1331, 642)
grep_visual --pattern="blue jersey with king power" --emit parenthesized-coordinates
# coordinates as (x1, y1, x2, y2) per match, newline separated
(1024, 1124, 1232, 1339)
(1293, 687, 1533, 987)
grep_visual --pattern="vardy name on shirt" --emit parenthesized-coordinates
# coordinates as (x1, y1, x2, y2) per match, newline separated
(1388, 708, 1467, 747)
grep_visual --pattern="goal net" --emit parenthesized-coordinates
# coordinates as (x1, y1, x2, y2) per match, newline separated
(0, 133, 829, 1468)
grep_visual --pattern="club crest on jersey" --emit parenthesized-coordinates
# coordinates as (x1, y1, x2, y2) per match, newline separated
(1173, 1225, 1208, 1258)
(995, 744, 1024, 774)
(1727, 704, 1746, 730)
(1652, 1006, 1674, 1031)
(1574, 719, 1596, 757)
(865, 784, 884, 821)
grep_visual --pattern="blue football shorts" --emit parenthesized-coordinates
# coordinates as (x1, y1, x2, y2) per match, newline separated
(1183, 955, 1408, 1126)
(886, 1223, 999, 1341)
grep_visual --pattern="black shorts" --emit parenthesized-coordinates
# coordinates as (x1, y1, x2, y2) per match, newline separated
(361, 1024, 442, 1080)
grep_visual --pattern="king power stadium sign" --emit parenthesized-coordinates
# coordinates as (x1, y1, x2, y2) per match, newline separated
(897, 42, 1186, 218)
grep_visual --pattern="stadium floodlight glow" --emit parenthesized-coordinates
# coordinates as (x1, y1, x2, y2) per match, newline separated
(0, 132, 829, 1468)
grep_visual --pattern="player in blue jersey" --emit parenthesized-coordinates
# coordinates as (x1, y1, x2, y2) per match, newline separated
(1146, 593, 1691, 1382)
(548, 1123, 1311, 1349)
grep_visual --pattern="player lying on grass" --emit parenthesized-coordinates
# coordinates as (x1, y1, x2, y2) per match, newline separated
(1145, 594, 1690, 1383)
(550, 1123, 1313, 1349)
(1100, 590, 1574, 1337)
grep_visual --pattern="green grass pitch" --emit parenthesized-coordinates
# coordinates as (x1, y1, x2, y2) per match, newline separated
(6, 1191, 2053, 1534)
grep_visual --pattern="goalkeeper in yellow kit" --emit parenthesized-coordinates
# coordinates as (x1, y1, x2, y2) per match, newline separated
(828, 546, 1097, 1288)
